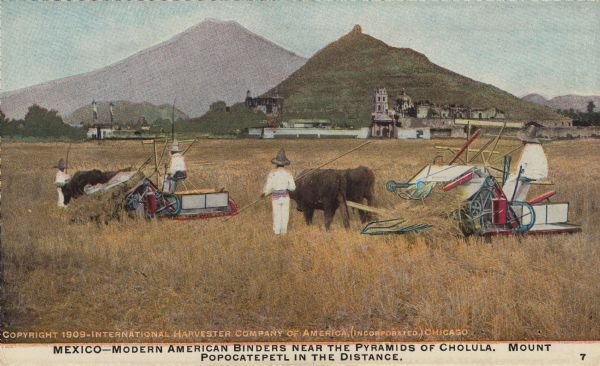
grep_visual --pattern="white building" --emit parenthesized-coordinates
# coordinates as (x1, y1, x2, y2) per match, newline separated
(397, 128, 431, 140)
(86, 126, 115, 140)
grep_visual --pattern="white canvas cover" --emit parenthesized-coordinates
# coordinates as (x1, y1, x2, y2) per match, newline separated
(84, 171, 138, 194)
(206, 192, 229, 208)
(181, 192, 229, 210)
(503, 144, 548, 201)
(532, 203, 569, 225)
(181, 194, 206, 209)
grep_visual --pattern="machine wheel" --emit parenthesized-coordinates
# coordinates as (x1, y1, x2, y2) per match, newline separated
(159, 194, 182, 217)
(468, 200, 483, 219)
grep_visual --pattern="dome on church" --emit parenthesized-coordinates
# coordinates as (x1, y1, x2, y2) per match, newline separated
(397, 89, 412, 101)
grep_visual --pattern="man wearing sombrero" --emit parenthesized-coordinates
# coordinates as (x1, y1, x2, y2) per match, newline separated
(262, 148, 296, 235)
(54, 158, 70, 208)
(164, 139, 187, 193)
(502, 123, 548, 202)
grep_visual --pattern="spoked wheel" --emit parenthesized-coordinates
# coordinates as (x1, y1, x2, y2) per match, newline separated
(510, 201, 536, 233)
(468, 200, 483, 219)
(157, 193, 182, 217)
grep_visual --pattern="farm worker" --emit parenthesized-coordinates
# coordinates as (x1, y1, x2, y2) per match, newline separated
(503, 123, 548, 201)
(262, 149, 296, 235)
(164, 140, 187, 193)
(54, 158, 70, 208)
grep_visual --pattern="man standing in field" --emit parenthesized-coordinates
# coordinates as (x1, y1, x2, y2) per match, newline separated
(164, 140, 187, 193)
(54, 158, 70, 208)
(262, 149, 296, 235)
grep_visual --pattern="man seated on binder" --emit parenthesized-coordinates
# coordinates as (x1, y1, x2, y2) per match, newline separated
(164, 140, 187, 193)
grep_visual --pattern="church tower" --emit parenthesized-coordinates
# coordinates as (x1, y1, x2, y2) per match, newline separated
(374, 88, 389, 114)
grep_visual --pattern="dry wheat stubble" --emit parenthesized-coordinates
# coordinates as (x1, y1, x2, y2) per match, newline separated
(0, 139, 599, 341)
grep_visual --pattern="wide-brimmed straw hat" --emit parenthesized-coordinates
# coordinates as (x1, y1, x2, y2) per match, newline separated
(53, 158, 66, 170)
(517, 124, 541, 143)
(170, 140, 183, 153)
(271, 148, 290, 166)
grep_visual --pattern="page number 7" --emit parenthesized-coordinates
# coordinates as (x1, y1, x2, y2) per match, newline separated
(580, 354, 586, 361)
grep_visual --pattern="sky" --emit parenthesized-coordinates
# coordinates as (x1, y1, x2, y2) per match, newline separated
(1, 1, 599, 99)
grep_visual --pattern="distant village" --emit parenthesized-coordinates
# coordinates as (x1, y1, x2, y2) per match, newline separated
(83, 101, 162, 140)
(85, 87, 590, 141)
(244, 88, 579, 140)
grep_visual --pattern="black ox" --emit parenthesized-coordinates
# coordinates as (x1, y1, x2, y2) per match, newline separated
(290, 166, 375, 230)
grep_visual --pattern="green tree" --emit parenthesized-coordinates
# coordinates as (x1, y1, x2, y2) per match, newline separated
(8, 105, 86, 139)
(0, 109, 8, 135)
(587, 101, 596, 114)
(209, 101, 227, 112)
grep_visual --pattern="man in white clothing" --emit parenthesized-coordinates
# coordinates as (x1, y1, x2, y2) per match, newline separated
(262, 149, 296, 235)
(502, 124, 548, 201)
(54, 158, 70, 208)
(164, 140, 187, 193)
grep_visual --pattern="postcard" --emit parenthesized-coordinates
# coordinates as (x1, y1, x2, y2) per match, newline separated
(0, 1, 599, 365)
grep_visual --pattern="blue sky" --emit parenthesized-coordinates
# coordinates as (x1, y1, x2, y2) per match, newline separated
(1, 1, 599, 98)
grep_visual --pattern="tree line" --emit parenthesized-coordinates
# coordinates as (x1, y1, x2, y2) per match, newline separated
(0, 105, 85, 140)
(557, 101, 600, 126)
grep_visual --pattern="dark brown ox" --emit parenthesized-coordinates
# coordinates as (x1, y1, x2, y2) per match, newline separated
(289, 166, 375, 230)
(290, 169, 350, 231)
(343, 166, 375, 223)
(61, 169, 121, 205)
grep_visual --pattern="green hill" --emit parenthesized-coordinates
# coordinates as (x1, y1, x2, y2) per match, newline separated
(191, 25, 562, 133)
(65, 101, 188, 126)
(185, 104, 267, 135)
(265, 25, 561, 124)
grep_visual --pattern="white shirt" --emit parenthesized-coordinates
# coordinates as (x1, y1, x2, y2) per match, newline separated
(517, 144, 548, 180)
(263, 168, 296, 197)
(55, 170, 70, 186)
(169, 153, 186, 175)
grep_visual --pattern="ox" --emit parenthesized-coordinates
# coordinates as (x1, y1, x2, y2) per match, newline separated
(290, 169, 350, 230)
(290, 166, 375, 230)
(344, 166, 375, 223)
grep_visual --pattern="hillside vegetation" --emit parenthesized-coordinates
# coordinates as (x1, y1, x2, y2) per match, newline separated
(192, 27, 562, 131)
(265, 27, 561, 125)
(188, 104, 267, 134)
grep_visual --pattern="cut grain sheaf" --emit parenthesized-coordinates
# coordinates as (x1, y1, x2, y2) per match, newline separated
(66, 173, 144, 224)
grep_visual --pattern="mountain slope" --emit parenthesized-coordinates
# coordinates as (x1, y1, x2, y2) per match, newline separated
(0, 19, 306, 119)
(523, 94, 600, 112)
(265, 26, 561, 123)
(522, 93, 549, 106)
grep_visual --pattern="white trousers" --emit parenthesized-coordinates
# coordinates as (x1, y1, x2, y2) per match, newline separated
(272, 197, 290, 235)
(57, 187, 66, 208)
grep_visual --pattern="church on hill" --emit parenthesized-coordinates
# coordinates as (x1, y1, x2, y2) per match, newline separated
(371, 87, 397, 138)
(245, 90, 284, 117)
